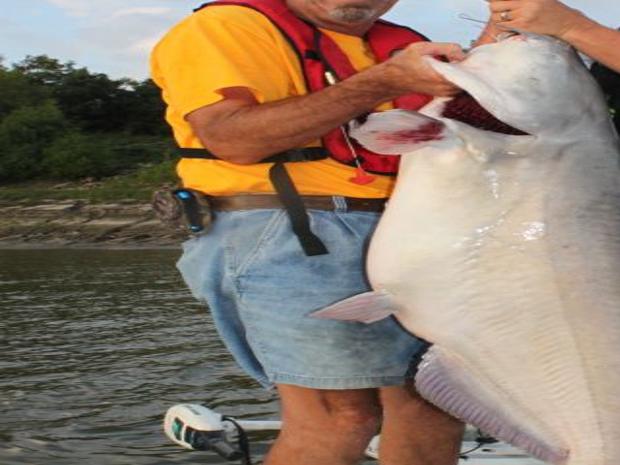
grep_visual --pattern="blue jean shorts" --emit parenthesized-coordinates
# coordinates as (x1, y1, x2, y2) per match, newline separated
(177, 207, 425, 389)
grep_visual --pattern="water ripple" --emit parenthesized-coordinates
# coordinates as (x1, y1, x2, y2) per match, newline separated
(0, 249, 279, 465)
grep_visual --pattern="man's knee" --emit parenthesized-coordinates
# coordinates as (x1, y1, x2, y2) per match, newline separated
(381, 383, 464, 433)
(278, 384, 382, 435)
(381, 383, 431, 412)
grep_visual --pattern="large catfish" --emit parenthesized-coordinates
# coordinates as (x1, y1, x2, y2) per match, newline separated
(313, 34, 620, 465)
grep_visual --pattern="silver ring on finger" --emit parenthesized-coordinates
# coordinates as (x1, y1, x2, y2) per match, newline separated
(500, 10, 511, 21)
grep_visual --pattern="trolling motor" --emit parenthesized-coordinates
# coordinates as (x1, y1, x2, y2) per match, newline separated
(164, 404, 251, 463)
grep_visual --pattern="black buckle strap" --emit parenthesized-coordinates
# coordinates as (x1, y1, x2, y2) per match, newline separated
(269, 162, 329, 256)
(177, 146, 330, 256)
(177, 147, 329, 164)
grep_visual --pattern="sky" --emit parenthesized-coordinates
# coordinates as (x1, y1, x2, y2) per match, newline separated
(1, 0, 619, 81)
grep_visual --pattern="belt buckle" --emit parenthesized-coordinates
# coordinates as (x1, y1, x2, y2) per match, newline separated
(332, 196, 348, 212)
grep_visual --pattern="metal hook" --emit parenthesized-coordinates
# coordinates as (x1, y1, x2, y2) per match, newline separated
(458, 13, 518, 43)
(458, 13, 487, 26)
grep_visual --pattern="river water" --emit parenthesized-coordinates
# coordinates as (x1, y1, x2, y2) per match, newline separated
(0, 249, 280, 465)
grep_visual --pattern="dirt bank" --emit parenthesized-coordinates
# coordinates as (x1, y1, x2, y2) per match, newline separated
(0, 200, 186, 248)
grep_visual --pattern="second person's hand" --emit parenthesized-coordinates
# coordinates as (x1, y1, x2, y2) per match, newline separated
(487, 0, 588, 39)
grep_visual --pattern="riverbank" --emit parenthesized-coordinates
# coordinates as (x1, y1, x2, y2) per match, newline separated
(0, 199, 185, 248)
(0, 169, 187, 248)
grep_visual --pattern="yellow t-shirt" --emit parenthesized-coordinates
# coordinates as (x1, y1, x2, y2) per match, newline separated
(150, 5, 396, 197)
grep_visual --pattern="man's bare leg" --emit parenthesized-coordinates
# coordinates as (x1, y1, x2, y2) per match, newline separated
(379, 383, 464, 465)
(263, 384, 382, 465)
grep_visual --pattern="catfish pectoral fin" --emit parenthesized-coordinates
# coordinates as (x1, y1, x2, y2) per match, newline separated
(309, 290, 397, 324)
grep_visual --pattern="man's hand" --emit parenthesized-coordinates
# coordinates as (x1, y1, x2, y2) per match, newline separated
(379, 42, 466, 97)
(487, 0, 588, 40)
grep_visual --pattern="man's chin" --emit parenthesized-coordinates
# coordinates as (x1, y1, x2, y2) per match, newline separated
(328, 7, 376, 23)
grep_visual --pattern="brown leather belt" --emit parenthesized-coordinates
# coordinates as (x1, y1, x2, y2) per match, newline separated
(208, 194, 387, 212)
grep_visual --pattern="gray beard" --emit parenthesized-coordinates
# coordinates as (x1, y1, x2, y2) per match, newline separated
(328, 6, 375, 23)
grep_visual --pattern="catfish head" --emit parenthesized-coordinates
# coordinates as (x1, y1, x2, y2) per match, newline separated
(351, 34, 614, 159)
(428, 33, 611, 137)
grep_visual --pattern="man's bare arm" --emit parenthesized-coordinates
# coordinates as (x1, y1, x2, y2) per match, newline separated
(187, 42, 465, 164)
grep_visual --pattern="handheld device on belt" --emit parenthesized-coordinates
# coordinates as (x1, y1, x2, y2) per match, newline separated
(151, 188, 212, 234)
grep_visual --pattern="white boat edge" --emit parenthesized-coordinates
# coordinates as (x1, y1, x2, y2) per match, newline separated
(165, 404, 546, 464)
(365, 435, 545, 464)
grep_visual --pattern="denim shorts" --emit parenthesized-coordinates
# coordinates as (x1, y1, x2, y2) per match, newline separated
(177, 207, 426, 389)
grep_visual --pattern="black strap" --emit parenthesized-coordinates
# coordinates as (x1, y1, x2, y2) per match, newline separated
(221, 416, 253, 465)
(312, 28, 339, 81)
(177, 146, 328, 163)
(269, 162, 329, 256)
(178, 146, 330, 256)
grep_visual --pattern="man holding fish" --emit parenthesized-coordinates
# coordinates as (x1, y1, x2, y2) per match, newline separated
(151, 1, 470, 464)
(152, 1, 618, 464)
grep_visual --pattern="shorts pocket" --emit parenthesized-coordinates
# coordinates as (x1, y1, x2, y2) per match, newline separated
(334, 211, 380, 240)
(224, 210, 287, 278)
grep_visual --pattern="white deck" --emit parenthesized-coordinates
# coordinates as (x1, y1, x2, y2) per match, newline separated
(457, 442, 545, 464)
(364, 437, 545, 464)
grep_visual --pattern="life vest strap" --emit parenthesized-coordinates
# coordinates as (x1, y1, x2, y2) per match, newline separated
(177, 147, 329, 163)
(269, 162, 329, 256)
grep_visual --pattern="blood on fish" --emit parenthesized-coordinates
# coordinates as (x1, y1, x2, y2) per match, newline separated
(377, 122, 445, 143)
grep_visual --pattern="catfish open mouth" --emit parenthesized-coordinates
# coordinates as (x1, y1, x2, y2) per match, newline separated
(443, 92, 530, 136)
(348, 92, 531, 155)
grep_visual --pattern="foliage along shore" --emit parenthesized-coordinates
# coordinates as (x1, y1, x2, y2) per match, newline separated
(0, 54, 190, 247)
(1, 54, 172, 183)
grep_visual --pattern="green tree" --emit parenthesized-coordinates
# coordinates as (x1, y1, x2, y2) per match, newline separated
(13, 55, 74, 87)
(53, 68, 130, 132)
(14, 55, 169, 135)
(42, 132, 173, 180)
(117, 79, 170, 136)
(0, 68, 50, 120)
(42, 132, 121, 179)
(0, 101, 68, 181)
(0, 55, 173, 181)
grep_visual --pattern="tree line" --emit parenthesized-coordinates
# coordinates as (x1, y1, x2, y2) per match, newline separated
(0, 55, 173, 182)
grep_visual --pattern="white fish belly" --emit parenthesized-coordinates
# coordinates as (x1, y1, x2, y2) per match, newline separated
(368, 148, 620, 464)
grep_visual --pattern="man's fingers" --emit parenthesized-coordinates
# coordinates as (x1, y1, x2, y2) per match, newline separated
(488, 0, 520, 12)
(391, 42, 465, 95)
(442, 46, 467, 62)
(427, 72, 462, 95)
(434, 84, 461, 97)
(487, 0, 526, 25)
(413, 42, 466, 61)
(493, 13, 521, 23)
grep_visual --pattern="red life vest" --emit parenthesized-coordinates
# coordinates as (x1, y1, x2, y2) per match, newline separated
(194, 0, 433, 175)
